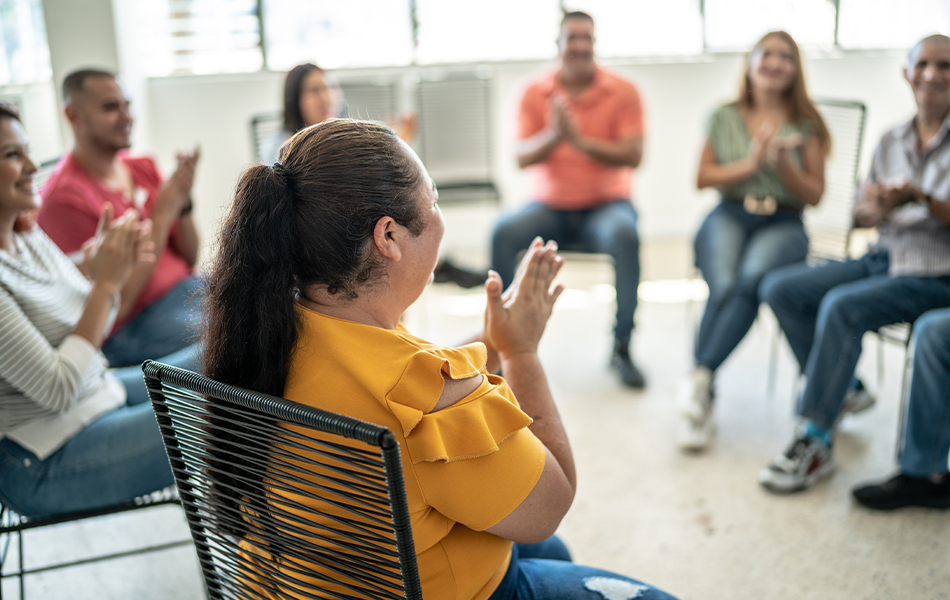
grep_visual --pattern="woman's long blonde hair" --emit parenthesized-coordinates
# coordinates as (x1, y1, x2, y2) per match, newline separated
(738, 30, 831, 155)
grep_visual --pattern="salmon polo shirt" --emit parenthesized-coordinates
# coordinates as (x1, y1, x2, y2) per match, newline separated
(518, 67, 644, 210)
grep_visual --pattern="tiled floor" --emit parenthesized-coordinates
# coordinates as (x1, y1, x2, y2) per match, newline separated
(5, 239, 948, 600)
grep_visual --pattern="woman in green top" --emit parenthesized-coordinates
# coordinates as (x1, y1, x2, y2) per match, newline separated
(678, 31, 831, 451)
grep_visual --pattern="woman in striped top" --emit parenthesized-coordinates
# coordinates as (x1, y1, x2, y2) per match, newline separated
(0, 103, 196, 518)
(678, 31, 831, 451)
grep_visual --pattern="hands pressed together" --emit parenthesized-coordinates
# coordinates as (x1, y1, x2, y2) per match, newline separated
(82, 204, 155, 294)
(855, 179, 927, 227)
(156, 147, 200, 219)
(747, 122, 803, 170)
(483, 238, 565, 359)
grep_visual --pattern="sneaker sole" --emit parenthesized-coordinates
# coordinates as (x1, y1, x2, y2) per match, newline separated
(759, 460, 836, 494)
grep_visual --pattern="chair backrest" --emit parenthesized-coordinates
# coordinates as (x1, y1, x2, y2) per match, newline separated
(804, 99, 867, 262)
(142, 361, 423, 600)
(415, 72, 499, 205)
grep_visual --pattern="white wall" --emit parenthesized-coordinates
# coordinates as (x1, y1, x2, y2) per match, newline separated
(140, 50, 916, 264)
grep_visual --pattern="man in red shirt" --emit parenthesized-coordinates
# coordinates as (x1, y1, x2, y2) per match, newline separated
(491, 11, 647, 388)
(39, 69, 200, 367)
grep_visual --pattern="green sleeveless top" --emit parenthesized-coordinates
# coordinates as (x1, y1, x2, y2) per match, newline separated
(707, 103, 814, 209)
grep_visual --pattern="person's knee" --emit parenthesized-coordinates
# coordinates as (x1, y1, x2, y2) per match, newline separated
(759, 269, 792, 310)
(913, 312, 947, 353)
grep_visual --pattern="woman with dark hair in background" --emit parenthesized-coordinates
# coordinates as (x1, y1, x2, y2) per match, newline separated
(202, 118, 677, 600)
(678, 31, 831, 451)
(0, 103, 197, 518)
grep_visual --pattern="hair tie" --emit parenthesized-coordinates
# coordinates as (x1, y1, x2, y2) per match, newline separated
(271, 162, 296, 202)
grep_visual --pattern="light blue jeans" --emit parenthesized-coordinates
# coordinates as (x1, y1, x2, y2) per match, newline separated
(488, 535, 677, 600)
(103, 276, 202, 367)
(693, 202, 808, 371)
(900, 307, 950, 476)
(760, 252, 950, 429)
(491, 201, 640, 341)
(0, 344, 200, 519)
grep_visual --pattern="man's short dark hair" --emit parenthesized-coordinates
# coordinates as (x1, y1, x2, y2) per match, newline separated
(62, 68, 116, 105)
(561, 10, 594, 28)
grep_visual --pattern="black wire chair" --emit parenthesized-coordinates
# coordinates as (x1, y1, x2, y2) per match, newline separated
(0, 489, 184, 599)
(142, 360, 424, 600)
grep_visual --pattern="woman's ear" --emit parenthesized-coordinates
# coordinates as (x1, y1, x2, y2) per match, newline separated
(373, 216, 403, 261)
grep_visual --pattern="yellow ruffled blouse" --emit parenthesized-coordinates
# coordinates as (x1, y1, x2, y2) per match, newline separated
(278, 305, 546, 600)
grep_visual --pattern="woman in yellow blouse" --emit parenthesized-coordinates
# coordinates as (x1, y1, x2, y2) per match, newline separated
(202, 118, 677, 600)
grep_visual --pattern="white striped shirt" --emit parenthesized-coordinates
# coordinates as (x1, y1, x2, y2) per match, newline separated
(0, 228, 124, 459)
(868, 112, 950, 276)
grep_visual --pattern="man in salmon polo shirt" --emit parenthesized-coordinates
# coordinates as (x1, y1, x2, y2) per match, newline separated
(491, 10, 647, 388)
(39, 68, 200, 367)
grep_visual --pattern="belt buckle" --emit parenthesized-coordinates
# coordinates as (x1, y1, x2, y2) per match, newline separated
(743, 194, 777, 216)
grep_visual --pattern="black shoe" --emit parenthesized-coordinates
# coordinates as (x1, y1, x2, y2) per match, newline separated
(610, 338, 645, 389)
(852, 472, 950, 510)
(432, 259, 488, 289)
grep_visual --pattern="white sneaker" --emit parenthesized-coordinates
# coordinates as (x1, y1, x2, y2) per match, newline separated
(758, 434, 835, 494)
(677, 368, 715, 452)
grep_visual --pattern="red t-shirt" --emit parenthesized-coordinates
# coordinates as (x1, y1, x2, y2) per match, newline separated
(37, 151, 193, 329)
(518, 67, 645, 209)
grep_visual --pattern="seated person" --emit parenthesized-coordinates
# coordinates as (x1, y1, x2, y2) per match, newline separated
(852, 307, 950, 510)
(758, 34, 950, 494)
(680, 30, 830, 451)
(0, 103, 197, 518)
(492, 11, 646, 388)
(38, 68, 200, 367)
(201, 118, 678, 600)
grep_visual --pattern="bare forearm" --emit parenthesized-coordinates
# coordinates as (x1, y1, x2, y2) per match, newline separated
(500, 351, 576, 492)
(573, 136, 641, 167)
(928, 195, 950, 225)
(776, 159, 824, 206)
(697, 158, 758, 190)
(171, 214, 199, 267)
(72, 282, 119, 348)
(517, 129, 560, 168)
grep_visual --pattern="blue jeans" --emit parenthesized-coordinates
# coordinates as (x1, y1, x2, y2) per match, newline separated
(489, 535, 677, 600)
(0, 344, 200, 519)
(491, 201, 640, 341)
(900, 308, 950, 476)
(760, 252, 950, 429)
(694, 202, 808, 371)
(103, 276, 202, 367)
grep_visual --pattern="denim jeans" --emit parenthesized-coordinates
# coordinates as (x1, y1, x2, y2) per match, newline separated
(760, 252, 950, 429)
(488, 535, 677, 600)
(693, 202, 808, 371)
(491, 201, 640, 341)
(103, 276, 202, 367)
(0, 344, 200, 518)
(900, 308, 950, 476)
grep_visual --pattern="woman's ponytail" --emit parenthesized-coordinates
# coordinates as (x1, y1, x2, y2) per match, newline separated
(202, 163, 300, 397)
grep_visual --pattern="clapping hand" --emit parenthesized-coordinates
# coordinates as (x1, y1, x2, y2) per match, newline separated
(767, 133, 803, 163)
(82, 205, 155, 292)
(484, 238, 565, 357)
(552, 95, 579, 145)
(156, 146, 200, 218)
(748, 122, 776, 168)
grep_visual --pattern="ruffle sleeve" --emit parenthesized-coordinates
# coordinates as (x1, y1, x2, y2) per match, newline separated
(384, 343, 534, 464)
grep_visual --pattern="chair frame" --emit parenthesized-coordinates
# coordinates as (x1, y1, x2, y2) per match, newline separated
(0, 492, 186, 599)
(142, 360, 424, 600)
